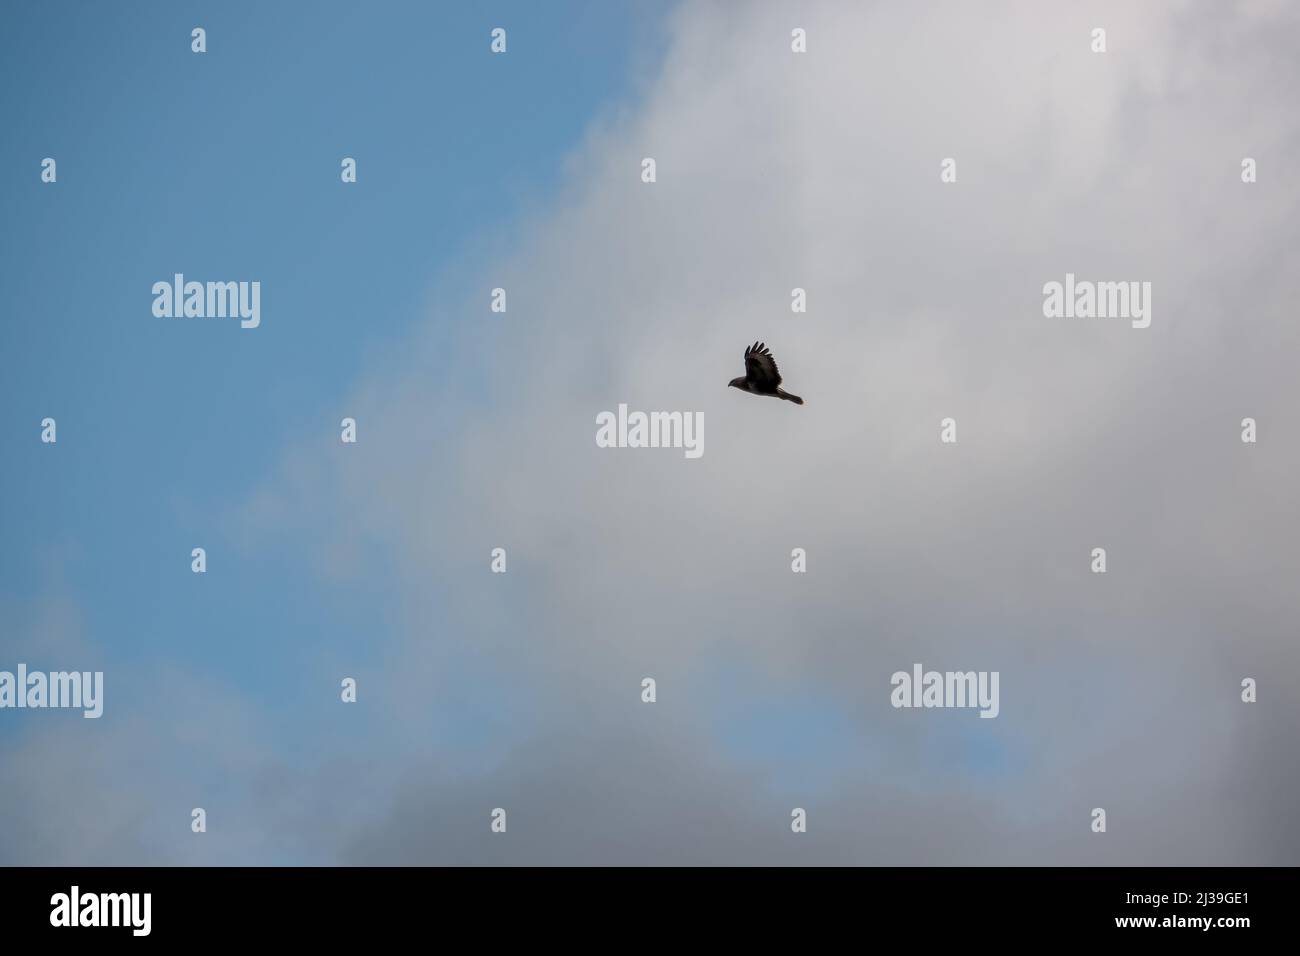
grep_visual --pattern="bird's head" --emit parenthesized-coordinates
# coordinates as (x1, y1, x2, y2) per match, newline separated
(727, 376, 745, 389)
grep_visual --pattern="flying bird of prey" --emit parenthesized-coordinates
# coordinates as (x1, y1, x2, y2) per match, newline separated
(728, 342, 804, 405)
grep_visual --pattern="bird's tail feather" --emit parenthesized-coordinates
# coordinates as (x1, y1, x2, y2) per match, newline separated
(777, 389, 804, 405)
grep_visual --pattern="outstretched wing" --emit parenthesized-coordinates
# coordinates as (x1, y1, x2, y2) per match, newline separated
(744, 341, 782, 389)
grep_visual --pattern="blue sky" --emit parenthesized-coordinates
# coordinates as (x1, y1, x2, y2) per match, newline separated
(0, 2, 663, 754)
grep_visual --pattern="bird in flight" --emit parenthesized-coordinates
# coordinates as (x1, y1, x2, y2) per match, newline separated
(729, 342, 804, 405)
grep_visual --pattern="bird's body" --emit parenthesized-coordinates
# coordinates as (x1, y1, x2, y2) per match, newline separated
(728, 342, 804, 404)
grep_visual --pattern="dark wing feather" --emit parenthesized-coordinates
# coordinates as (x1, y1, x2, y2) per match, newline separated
(744, 341, 782, 390)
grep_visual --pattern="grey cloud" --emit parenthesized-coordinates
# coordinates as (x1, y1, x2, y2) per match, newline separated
(322, 0, 1300, 864)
